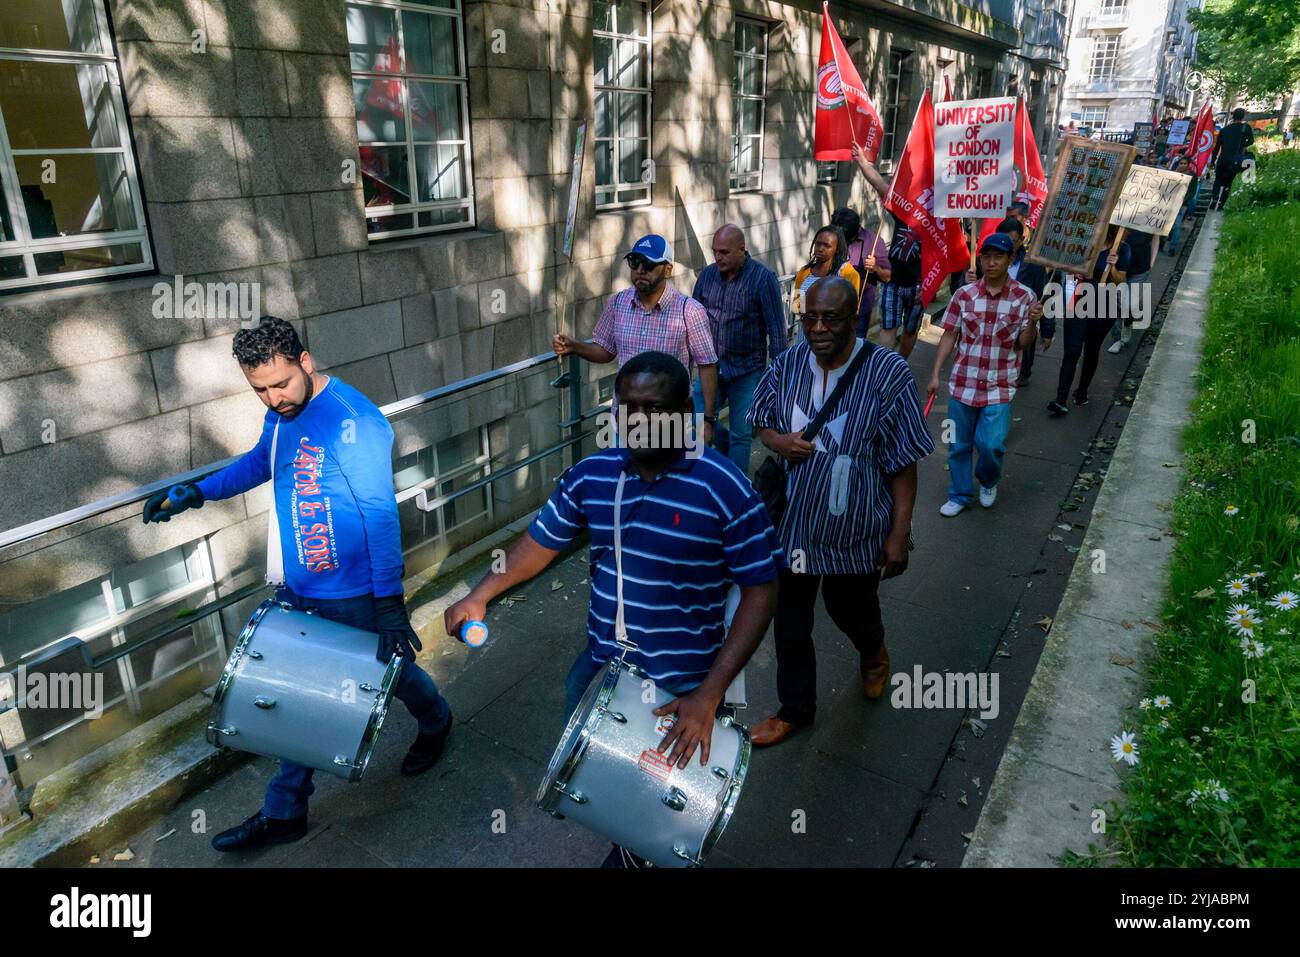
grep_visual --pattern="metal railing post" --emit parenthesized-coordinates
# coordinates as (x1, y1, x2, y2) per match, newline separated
(568, 352, 585, 466)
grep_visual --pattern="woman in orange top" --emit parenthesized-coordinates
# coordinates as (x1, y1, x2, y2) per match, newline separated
(792, 225, 862, 317)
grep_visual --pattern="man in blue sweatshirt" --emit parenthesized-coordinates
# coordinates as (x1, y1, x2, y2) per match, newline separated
(142, 316, 452, 852)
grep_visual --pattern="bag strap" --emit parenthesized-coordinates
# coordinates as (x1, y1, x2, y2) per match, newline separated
(265, 419, 284, 587)
(612, 471, 637, 654)
(803, 339, 875, 443)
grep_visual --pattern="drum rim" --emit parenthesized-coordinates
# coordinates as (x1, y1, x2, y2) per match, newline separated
(206, 597, 281, 745)
(535, 657, 624, 809)
(350, 654, 403, 782)
(697, 721, 752, 863)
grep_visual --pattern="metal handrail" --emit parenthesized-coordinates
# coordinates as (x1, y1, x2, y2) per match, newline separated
(0, 349, 567, 552)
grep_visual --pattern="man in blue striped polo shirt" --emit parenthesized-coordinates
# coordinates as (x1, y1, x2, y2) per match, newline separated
(445, 351, 780, 865)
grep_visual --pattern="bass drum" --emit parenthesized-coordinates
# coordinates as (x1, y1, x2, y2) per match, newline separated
(207, 599, 401, 782)
(536, 656, 750, 867)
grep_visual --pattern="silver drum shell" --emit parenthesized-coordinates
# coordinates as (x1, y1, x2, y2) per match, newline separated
(206, 599, 401, 782)
(536, 657, 750, 867)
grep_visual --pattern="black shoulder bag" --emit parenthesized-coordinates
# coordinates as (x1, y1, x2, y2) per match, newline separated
(754, 340, 875, 527)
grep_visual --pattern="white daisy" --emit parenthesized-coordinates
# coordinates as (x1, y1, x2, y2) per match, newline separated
(1154, 695, 1172, 710)
(1110, 731, 1139, 766)
(1240, 636, 1271, 659)
(1159, 717, 1170, 729)
(1186, 789, 1201, 807)
(1224, 505, 1240, 516)
(1227, 603, 1257, 621)
(1228, 612, 1260, 636)
(1268, 591, 1298, 612)
(1139, 697, 1152, 710)
(1207, 779, 1230, 803)
(1246, 570, 1267, 581)
(1225, 578, 1250, 597)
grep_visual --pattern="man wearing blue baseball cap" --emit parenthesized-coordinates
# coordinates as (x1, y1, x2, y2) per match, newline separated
(553, 233, 719, 441)
(927, 231, 1039, 517)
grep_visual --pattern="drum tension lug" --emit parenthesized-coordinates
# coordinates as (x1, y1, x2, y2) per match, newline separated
(662, 786, 688, 812)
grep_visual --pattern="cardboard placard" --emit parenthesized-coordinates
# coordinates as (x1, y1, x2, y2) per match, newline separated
(1133, 121, 1153, 152)
(1109, 164, 1194, 237)
(1026, 136, 1136, 273)
(933, 97, 1017, 217)
(1166, 118, 1191, 146)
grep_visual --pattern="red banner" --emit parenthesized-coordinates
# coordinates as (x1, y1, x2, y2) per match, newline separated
(813, 2, 884, 162)
(886, 90, 969, 306)
(1015, 96, 1048, 228)
(1190, 101, 1216, 177)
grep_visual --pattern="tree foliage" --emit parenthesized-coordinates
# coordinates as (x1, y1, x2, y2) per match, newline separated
(1190, 0, 1300, 103)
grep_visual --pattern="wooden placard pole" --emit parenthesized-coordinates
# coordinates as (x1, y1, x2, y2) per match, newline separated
(1099, 227, 1127, 284)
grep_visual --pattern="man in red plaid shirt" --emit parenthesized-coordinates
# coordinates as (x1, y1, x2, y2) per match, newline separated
(926, 232, 1042, 517)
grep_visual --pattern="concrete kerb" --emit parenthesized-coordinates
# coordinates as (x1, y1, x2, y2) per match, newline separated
(962, 212, 1221, 868)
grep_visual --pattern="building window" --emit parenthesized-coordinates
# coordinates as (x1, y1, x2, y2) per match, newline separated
(394, 424, 494, 553)
(730, 17, 767, 193)
(0, 1, 153, 291)
(346, 0, 474, 239)
(974, 66, 994, 99)
(1089, 34, 1120, 81)
(880, 49, 914, 165)
(593, 0, 651, 209)
(1098, 0, 1128, 13)
(815, 161, 837, 184)
(1079, 106, 1108, 127)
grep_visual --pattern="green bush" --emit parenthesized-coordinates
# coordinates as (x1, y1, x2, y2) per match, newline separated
(1117, 157, 1300, 866)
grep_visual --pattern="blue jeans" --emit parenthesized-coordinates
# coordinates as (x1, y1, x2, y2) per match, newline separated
(563, 649, 700, 721)
(945, 399, 1012, 505)
(693, 367, 762, 477)
(263, 588, 451, 820)
(1112, 271, 1149, 341)
(1166, 207, 1190, 253)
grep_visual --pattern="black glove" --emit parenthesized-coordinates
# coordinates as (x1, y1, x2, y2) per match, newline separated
(373, 594, 422, 663)
(142, 482, 204, 524)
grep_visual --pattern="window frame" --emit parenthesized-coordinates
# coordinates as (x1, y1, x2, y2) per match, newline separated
(346, 0, 476, 241)
(1079, 105, 1108, 127)
(593, 0, 653, 211)
(1089, 34, 1120, 82)
(0, 1, 154, 292)
(880, 47, 914, 168)
(730, 16, 768, 194)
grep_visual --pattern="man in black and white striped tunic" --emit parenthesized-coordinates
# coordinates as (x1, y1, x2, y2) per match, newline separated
(746, 277, 934, 746)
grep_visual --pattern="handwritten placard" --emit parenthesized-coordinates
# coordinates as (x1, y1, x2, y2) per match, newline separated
(1166, 118, 1190, 146)
(1133, 122, 1153, 152)
(1109, 164, 1193, 237)
(934, 97, 1017, 217)
(1026, 136, 1136, 273)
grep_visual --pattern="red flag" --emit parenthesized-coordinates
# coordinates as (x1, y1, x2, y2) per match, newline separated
(1189, 100, 1215, 176)
(1014, 96, 1048, 228)
(941, 73, 953, 103)
(886, 90, 969, 306)
(814, 2, 884, 162)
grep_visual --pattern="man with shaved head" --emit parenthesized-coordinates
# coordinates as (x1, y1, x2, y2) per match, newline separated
(747, 276, 934, 747)
(690, 223, 788, 477)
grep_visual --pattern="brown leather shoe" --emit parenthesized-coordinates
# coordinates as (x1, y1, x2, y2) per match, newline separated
(749, 713, 807, 748)
(861, 642, 891, 700)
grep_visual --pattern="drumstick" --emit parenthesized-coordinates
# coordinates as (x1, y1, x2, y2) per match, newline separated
(923, 393, 936, 419)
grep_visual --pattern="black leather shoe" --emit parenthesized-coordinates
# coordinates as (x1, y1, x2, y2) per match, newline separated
(211, 810, 307, 852)
(401, 712, 453, 777)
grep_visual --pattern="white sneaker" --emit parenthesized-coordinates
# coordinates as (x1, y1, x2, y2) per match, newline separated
(939, 499, 966, 517)
(979, 486, 998, 508)
(1107, 340, 1124, 354)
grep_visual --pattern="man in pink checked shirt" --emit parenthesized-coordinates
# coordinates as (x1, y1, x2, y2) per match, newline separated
(926, 231, 1041, 518)
(553, 234, 720, 444)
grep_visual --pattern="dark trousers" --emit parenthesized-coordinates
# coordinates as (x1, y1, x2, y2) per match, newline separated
(1020, 337, 1038, 378)
(1212, 161, 1239, 209)
(773, 568, 884, 726)
(1055, 315, 1111, 404)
